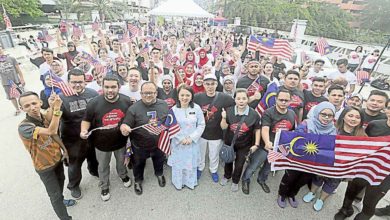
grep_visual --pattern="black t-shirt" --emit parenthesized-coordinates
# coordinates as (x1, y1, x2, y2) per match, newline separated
(261, 106, 296, 146)
(362, 109, 387, 128)
(224, 107, 261, 149)
(194, 92, 235, 140)
(157, 87, 177, 109)
(236, 75, 270, 109)
(122, 99, 168, 149)
(303, 90, 327, 120)
(60, 88, 98, 140)
(366, 120, 390, 137)
(83, 94, 132, 152)
(273, 62, 286, 73)
(280, 86, 304, 117)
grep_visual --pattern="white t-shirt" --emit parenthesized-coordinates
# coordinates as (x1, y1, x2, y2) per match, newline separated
(328, 70, 357, 86)
(348, 51, 363, 65)
(307, 68, 327, 80)
(119, 85, 141, 101)
(86, 81, 102, 95)
(361, 54, 378, 70)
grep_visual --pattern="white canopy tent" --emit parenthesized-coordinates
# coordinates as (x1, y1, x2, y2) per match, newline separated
(147, 0, 214, 18)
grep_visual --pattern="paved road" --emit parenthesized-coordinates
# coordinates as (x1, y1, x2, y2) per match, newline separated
(0, 53, 389, 220)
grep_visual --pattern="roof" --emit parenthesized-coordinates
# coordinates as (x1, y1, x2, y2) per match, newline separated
(148, 0, 214, 18)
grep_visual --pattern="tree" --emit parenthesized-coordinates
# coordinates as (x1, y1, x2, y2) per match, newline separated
(91, 0, 129, 21)
(55, 0, 81, 20)
(0, 0, 42, 17)
(361, 0, 390, 33)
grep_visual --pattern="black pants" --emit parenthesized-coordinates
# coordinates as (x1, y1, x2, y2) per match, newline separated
(224, 146, 249, 184)
(86, 143, 99, 175)
(63, 139, 98, 189)
(278, 170, 313, 198)
(341, 176, 390, 220)
(37, 163, 71, 220)
(132, 146, 165, 183)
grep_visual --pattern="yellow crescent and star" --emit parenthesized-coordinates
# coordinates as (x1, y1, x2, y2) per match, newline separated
(265, 92, 276, 106)
(289, 136, 320, 157)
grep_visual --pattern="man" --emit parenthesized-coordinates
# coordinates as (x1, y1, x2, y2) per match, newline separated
(346, 93, 363, 108)
(0, 45, 26, 115)
(236, 59, 270, 109)
(80, 75, 132, 201)
(194, 74, 235, 182)
(119, 67, 142, 102)
(362, 90, 388, 128)
(18, 92, 74, 220)
(302, 77, 327, 120)
(280, 70, 304, 123)
(328, 58, 357, 96)
(150, 47, 163, 71)
(334, 100, 390, 220)
(120, 82, 169, 195)
(108, 39, 123, 60)
(60, 69, 99, 199)
(307, 59, 325, 80)
(39, 48, 56, 79)
(242, 89, 296, 195)
(86, 66, 104, 94)
(157, 75, 177, 109)
(308, 85, 345, 120)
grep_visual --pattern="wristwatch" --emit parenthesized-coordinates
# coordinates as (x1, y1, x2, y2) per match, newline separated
(53, 110, 63, 117)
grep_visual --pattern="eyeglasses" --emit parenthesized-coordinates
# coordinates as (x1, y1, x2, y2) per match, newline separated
(319, 113, 335, 119)
(141, 92, 156, 96)
(277, 99, 290, 103)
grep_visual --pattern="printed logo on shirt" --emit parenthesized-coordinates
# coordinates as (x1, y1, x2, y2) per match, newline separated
(305, 101, 319, 112)
(289, 95, 303, 109)
(147, 111, 158, 126)
(272, 120, 293, 133)
(165, 98, 176, 109)
(69, 98, 94, 113)
(201, 104, 218, 122)
(102, 109, 125, 126)
(230, 122, 250, 137)
(247, 85, 264, 97)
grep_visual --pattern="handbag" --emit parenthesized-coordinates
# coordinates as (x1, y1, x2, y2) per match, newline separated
(219, 114, 247, 163)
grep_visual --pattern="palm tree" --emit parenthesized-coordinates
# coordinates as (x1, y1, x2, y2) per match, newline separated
(91, 0, 129, 21)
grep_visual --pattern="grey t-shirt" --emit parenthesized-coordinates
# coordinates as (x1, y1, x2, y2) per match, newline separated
(0, 56, 19, 85)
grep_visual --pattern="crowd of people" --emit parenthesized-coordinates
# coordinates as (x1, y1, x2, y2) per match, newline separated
(1, 20, 390, 220)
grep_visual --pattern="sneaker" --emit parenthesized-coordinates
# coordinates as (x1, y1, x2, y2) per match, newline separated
(334, 207, 354, 220)
(197, 170, 202, 180)
(121, 176, 132, 188)
(303, 192, 316, 203)
(101, 189, 110, 201)
(231, 183, 239, 192)
(288, 197, 299, 208)
(277, 195, 287, 208)
(352, 200, 363, 212)
(63, 199, 76, 207)
(314, 199, 324, 211)
(70, 186, 82, 200)
(220, 176, 229, 186)
(211, 172, 219, 183)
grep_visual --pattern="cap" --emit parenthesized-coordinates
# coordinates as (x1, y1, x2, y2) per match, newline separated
(223, 75, 235, 83)
(350, 93, 363, 101)
(203, 74, 217, 81)
(161, 74, 173, 83)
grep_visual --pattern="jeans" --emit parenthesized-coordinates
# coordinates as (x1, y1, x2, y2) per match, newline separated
(63, 139, 88, 190)
(132, 146, 165, 183)
(242, 148, 270, 183)
(224, 146, 249, 184)
(37, 163, 71, 220)
(95, 147, 128, 190)
(341, 175, 390, 220)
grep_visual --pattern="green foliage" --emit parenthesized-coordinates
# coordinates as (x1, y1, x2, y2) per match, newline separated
(0, 0, 43, 17)
(361, 0, 390, 33)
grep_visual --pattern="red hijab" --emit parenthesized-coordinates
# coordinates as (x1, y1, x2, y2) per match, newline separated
(198, 48, 209, 68)
(185, 51, 195, 63)
(192, 72, 205, 94)
(174, 66, 191, 87)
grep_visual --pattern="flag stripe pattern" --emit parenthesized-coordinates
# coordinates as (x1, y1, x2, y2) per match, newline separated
(247, 35, 293, 59)
(50, 72, 77, 96)
(8, 80, 20, 98)
(268, 151, 285, 163)
(143, 124, 166, 136)
(158, 109, 181, 155)
(255, 81, 279, 116)
(271, 131, 390, 186)
(316, 38, 330, 56)
(356, 70, 370, 84)
(2, 6, 12, 31)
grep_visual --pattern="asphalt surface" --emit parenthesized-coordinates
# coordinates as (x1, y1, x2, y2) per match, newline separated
(0, 51, 389, 220)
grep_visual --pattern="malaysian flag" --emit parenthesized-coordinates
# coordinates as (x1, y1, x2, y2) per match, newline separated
(92, 17, 99, 31)
(213, 40, 224, 58)
(163, 52, 173, 69)
(268, 151, 285, 163)
(72, 24, 83, 37)
(246, 76, 264, 98)
(271, 131, 390, 186)
(255, 81, 279, 116)
(315, 38, 331, 56)
(127, 23, 140, 37)
(158, 109, 181, 155)
(224, 40, 233, 52)
(139, 44, 149, 56)
(39, 29, 53, 42)
(356, 70, 370, 84)
(8, 80, 20, 99)
(50, 72, 77, 96)
(80, 51, 100, 66)
(2, 5, 12, 31)
(247, 35, 293, 60)
(118, 31, 130, 43)
(143, 123, 166, 136)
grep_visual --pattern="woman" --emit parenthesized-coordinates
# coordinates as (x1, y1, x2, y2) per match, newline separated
(303, 106, 366, 211)
(168, 84, 206, 190)
(50, 60, 67, 81)
(192, 73, 205, 94)
(113, 64, 128, 85)
(39, 73, 62, 110)
(184, 51, 195, 65)
(277, 102, 337, 210)
(223, 75, 235, 97)
(348, 46, 363, 72)
(57, 41, 78, 71)
(220, 88, 261, 192)
(184, 62, 195, 85)
(198, 48, 212, 69)
(263, 62, 274, 80)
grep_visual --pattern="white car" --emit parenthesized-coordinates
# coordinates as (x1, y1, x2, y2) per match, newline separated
(282, 49, 337, 77)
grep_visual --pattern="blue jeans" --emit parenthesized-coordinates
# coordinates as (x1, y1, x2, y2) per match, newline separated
(242, 148, 270, 183)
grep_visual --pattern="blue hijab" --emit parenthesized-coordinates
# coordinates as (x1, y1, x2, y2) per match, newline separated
(41, 71, 61, 97)
(307, 102, 337, 135)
